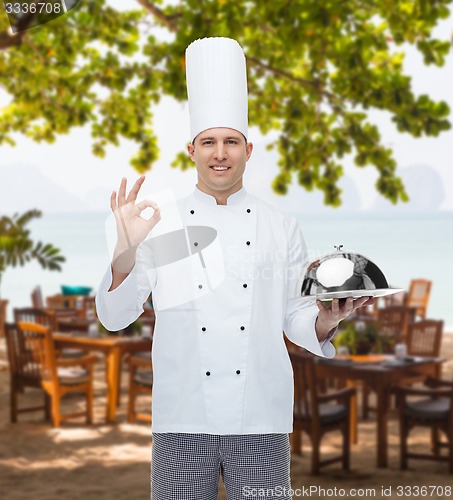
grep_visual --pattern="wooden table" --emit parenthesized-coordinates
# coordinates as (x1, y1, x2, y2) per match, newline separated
(57, 316, 92, 333)
(54, 333, 151, 422)
(315, 354, 445, 468)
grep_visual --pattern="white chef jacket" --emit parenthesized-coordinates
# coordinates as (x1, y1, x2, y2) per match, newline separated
(95, 186, 336, 434)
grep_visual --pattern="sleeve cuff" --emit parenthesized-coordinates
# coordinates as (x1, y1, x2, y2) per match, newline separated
(95, 263, 145, 331)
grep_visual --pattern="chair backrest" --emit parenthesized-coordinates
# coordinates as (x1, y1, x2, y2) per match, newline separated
(382, 290, 406, 308)
(46, 294, 77, 310)
(15, 322, 58, 384)
(31, 286, 44, 309)
(14, 307, 58, 332)
(289, 351, 320, 422)
(4, 323, 26, 380)
(377, 306, 416, 346)
(407, 319, 443, 357)
(406, 279, 431, 319)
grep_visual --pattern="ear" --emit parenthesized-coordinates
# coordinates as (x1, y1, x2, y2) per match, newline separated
(245, 141, 253, 161)
(187, 143, 195, 162)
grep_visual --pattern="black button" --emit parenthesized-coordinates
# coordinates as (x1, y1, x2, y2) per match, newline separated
(243, 283, 247, 288)
(194, 242, 198, 247)
(198, 284, 203, 289)
(246, 209, 251, 213)
(202, 327, 206, 332)
(246, 241, 250, 245)
(240, 326, 245, 331)
(206, 371, 211, 376)
(190, 210, 195, 214)
(236, 370, 241, 375)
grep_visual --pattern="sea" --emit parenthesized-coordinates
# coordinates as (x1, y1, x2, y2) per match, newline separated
(1, 211, 452, 329)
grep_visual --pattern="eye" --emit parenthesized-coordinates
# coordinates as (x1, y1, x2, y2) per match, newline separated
(202, 141, 213, 145)
(227, 140, 238, 144)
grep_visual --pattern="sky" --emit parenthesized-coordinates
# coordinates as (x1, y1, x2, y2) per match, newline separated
(0, 1, 452, 211)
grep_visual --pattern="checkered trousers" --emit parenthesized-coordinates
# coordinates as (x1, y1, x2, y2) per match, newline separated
(151, 433, 292, 499)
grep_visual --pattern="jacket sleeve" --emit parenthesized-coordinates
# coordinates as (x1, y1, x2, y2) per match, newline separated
(283, 216, 336, 359)
(95, 243, 156, 331)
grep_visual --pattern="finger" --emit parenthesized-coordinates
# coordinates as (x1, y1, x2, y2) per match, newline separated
(110, 190, 118, 212)
(353, 296, 372, 310)
(126, 175, 145, 204)
(118, 177, 127, 206)
(316, 299, 327, 312)
(331, 298, 340, 316)
(148, 208, 161, 229)
(151, 207, 161, 223)
(343, 297, 354, 315)
(135, 199, 159, 214)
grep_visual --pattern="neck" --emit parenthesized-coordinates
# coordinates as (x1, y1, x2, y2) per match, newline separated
(196, 181, 243, 205)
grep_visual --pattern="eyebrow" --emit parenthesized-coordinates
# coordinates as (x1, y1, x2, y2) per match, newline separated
(199, 136, 242, 141)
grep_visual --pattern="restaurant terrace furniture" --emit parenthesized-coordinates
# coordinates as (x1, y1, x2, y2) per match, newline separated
(14, 308, 86, 358)
(407, 320, 443, 358)
(53, 333, 151, 422)
(377, 305, 417, 348)
(127, 351, 153, 424)
(392, 319, 446, 405)
(5, 322, 98, 427)
(361, 305, 417, 418)
(316, 354, 445, 468)
(31, 286, 44, 309)
(14, 307, 58, 331)
(290, 351, 355, 475)
(406, 279, 432, 319)
(56, 315, 93, 333)
(382, 289, 407, 308)
(396, 376, 453, 473)
(0, 299, 8, 337)
(5, 322, 49, 423)
(46, 294, 80, 310)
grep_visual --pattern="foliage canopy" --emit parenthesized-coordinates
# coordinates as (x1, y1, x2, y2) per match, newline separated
(0, 0, 451, 205)
(0, 209, 65, 291)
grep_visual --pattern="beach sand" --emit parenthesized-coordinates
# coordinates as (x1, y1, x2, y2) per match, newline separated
(1, 334, 453, 500)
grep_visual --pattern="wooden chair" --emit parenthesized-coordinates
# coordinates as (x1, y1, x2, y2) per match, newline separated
(382, 290, 406, 308)
(396, 377, 453, 473)
(5, 322, 50, 423)
(5, 321, 98, 427)
(14, 308, 86, 358)
(377, 305, 417, 350)
(406, 279, 431, 319)
(81, 296, 97, 319)
(46, 294, 79, 310)
(289, 351, 355, 475)
(14, 307, 58, 331)
(0, 298, 8, 338)
(127, 351, 152, 424)
(31, 286, 44, 308)
(392, 320, 445, 394)
(407, 320, 443, 358)
(362, 306, 416, 419)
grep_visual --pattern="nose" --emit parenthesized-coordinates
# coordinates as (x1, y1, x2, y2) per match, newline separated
(214, 143, 227, 161)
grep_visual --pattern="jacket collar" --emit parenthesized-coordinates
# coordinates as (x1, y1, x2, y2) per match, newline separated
(193, 185, 248, 206)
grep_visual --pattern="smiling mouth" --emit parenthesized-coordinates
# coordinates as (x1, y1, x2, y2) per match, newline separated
(210, 166, 230, 171)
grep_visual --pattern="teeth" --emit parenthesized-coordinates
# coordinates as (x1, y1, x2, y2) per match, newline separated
(212, 167, 228, 170)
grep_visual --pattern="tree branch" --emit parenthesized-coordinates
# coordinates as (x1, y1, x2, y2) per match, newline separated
(0, 30, 24, 50)
(135, 0, 178, 32)
(247, 55, 339, 103)
(0, 11, 38, 50)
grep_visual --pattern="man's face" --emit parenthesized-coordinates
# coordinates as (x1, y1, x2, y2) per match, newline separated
(187, 127, 253, 200)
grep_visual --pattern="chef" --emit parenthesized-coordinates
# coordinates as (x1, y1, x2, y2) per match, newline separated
(96, 37, 373, 500)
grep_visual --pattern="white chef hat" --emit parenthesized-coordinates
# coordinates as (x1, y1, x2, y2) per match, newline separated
(185, 37, 248, 143)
